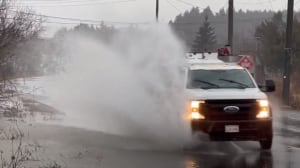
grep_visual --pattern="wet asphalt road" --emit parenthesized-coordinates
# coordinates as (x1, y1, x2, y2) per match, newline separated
(27, 106, 300, 168)
(94, 107, 300, 168)
(18, 78, 300, 168)
(98, 132, 290, 168)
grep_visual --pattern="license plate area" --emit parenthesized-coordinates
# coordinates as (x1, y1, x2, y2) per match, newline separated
(225, 125, 239, 133)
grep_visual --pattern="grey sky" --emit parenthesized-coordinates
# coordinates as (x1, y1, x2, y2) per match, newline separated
(15, 0, 300, 36)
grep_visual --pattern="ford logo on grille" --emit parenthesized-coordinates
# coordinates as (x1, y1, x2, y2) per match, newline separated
(224, 106, 240, 113)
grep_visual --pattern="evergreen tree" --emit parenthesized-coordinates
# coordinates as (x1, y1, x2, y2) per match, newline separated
(255, 12, 285, 72)
(192, 16, 217, 52)
(170, 7, 275, 51)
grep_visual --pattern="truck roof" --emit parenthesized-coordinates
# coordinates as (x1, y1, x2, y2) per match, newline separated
(186, 52, 224, 64)
(189, 63, 244, 70)
(186, 52, 245, 70)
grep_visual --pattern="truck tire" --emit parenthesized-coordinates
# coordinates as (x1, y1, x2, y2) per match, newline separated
(259, 139, 272, 150)
(259, 121, 273, 150)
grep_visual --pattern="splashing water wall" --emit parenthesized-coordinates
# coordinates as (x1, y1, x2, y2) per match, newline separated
(43, 25, 192, 147)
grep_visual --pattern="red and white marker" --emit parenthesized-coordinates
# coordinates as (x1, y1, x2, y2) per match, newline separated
(238, 56, 253, 70)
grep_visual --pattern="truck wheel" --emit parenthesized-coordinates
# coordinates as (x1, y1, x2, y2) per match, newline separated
(259, 122, 273, 150)
(259, 139, 272, 150)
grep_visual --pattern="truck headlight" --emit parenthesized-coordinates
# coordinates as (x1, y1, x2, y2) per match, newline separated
(190, 101, 205, 120)
(256, 100, 270, 119)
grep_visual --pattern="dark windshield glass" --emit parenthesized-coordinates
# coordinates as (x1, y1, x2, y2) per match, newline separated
(187, 69, 256, 89)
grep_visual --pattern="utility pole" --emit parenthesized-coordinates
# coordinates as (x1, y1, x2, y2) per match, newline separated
(228, 0, 234, 55)
(282, 0, 294, 105)
(1, 0, 6, 7)
(156, 0, 159, 22)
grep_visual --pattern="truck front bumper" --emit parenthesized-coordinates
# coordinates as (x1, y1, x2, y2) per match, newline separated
(191, 119, 272, 141)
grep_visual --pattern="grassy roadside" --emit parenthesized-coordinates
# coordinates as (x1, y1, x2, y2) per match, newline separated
(272, 73, 300, 110)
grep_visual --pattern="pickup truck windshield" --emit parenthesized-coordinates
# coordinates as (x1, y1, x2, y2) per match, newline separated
(187, 69, 256, 89)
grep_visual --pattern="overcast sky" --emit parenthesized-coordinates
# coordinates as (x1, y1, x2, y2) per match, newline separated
(15, 0, 300, 36)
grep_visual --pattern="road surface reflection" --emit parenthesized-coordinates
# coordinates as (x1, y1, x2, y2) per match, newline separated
(185, 151, 272, 168)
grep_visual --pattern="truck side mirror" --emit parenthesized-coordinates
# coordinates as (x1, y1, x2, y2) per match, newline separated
(259, 80, 275, 92)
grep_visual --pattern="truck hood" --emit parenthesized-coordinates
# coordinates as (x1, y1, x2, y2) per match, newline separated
(186, 88, 267, 100)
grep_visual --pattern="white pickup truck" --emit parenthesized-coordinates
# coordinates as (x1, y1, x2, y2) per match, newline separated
(185, 53, 275, 149)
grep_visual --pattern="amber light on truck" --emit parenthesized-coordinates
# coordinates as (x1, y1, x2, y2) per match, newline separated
(256, 100, 270, 119)
(190, 101, 205, 120)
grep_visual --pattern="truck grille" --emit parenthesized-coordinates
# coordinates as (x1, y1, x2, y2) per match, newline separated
(202, 99, 259, 121)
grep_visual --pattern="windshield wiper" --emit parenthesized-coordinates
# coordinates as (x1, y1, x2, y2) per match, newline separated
(193, 79, 220, 88)
(218, 78, 249, 88)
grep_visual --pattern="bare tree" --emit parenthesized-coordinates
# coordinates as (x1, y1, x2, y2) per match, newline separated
(0, 0, 43, 79)
(0, 2, 44, 166)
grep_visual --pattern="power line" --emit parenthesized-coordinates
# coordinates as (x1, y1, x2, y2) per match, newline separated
(268, 0, 274, 10)
(17, 0, 107, 4)
(7, 16, 146, 26)
(9, 10, 152, 25)
(235, 0, 273, 5)
(16, 0, 135, 7)
(43, 20, 109, 26)
(14, 0, 136, 7)
(174, 0, 205, 10)
(19, 0, 106, 2)
(19, 16, 266, 26)
(164, 0, 182, 12)
(174, 0, 194, 7)
(5, 17, 103, 26)
(8, 2, 273, 27)
(19, 0, 104, 1)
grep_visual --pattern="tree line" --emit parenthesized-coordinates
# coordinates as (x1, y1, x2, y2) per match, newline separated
(170, 6, 300, 74)
(169, 7, 275, 52)
(2, 2, 300, 79)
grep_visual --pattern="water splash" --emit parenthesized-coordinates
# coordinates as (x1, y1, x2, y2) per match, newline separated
(44, 24, 192, 148)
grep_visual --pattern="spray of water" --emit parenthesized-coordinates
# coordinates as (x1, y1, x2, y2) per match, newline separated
(44, 25, 193, 148)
